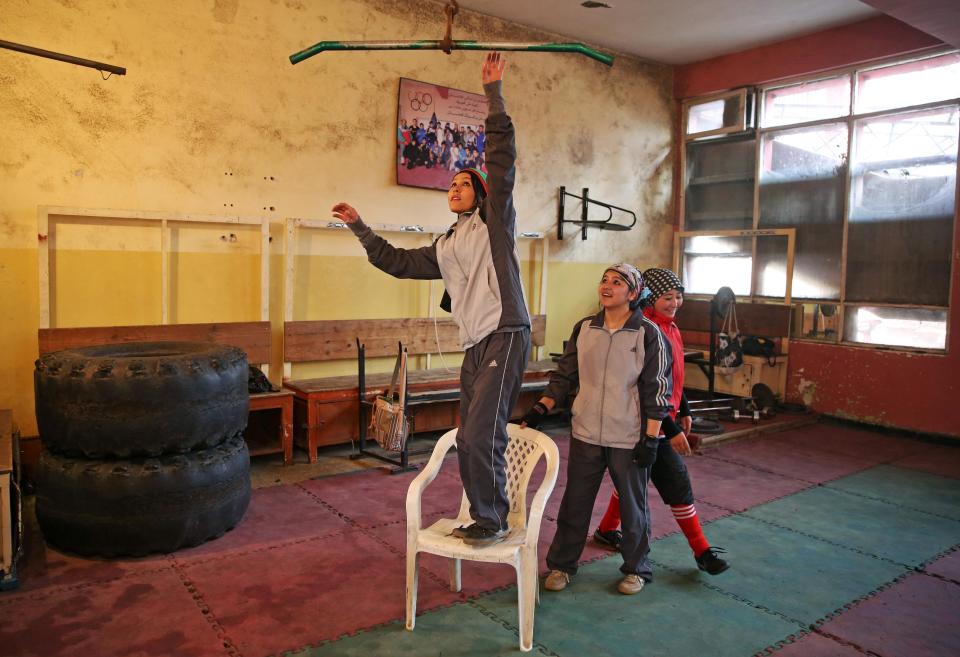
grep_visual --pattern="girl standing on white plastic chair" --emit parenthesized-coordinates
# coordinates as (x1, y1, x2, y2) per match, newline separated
(332, 53, 530, 546)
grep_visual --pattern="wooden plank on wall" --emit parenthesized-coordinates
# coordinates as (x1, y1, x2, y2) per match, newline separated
(677, 300, 791, 337)
(38, 321, 272, 364)
(285, 317, 462, 361)
(285, 315, 548, 362)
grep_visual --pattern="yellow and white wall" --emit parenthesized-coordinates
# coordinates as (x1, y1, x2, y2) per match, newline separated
(1, 0, 675, 435)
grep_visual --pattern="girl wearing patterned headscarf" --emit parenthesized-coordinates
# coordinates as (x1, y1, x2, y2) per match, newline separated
(520, 263, 673, 595)
(594, 267, 729, 576)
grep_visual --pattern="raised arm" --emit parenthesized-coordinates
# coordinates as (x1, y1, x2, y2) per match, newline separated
(332, 202, 442, 280)
(480, 52, 517, 236)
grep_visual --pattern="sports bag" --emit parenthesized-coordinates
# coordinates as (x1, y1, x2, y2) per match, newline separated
(715, 302, 743, 375)
(369, 345, 410, 452)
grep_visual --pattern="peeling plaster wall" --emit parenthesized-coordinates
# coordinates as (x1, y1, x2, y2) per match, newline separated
(0, 0, 675, 434)
(676, 17, 960, 438)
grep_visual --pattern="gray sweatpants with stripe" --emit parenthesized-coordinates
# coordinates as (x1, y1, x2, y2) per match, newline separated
(457, 327, 531, 532)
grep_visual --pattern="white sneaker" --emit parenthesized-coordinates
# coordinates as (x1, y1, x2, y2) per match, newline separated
(544, 569, 571, 591)
(617, 573, 645, 595)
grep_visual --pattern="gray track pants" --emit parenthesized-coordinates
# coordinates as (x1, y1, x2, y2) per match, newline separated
(546, 437, 654, 580)
(457, 327, 531, 532)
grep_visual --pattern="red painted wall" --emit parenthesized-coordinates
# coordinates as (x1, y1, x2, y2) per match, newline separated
(674, 15, 942, 98)
(674, 16, 960, 437)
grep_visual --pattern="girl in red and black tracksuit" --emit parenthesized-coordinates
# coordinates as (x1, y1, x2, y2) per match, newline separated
(594, 267, 729, 575)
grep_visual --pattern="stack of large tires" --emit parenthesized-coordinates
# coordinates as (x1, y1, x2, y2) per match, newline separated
(33, 342, 251, 557)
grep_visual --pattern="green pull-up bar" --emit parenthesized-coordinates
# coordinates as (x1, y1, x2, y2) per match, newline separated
(289, 40, 614, 67)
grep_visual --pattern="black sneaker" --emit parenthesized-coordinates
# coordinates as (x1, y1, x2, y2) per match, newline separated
(450, 523, 476, 538)
(695, 547, 729, 575)
(593, 528, 622, 551)
(461, 524, 508, 546)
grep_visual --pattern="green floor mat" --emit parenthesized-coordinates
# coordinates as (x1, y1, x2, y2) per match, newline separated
(824, 464, 960, 521)
(650, 514, 905, 625)
(473, 556, 801, 657)
(745, 484, 960, 566)
(293, 603, 533, 657)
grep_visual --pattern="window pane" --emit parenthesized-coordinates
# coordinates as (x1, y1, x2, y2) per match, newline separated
(687, 92, 748, 136)
(761, 76, 850, 128)
(682, 236, 752, 296)
(687, 99, 725, 135)
(857, 52, 960, 114)
(755, 234, 790, 298)
(843, 306, 947, 350)
(847, 107, 958, 305)
(792, 303, 840, 342)
(758, 123, 848, 299)
(684, 138, 755, 231)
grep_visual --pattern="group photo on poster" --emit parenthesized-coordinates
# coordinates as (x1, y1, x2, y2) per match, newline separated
(396, 77, 489, 191)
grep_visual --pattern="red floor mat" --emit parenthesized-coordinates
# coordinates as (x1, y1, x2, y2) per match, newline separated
(0, 567, 223, 657)
(817, 572, 960, 657)
(179, 528, 456, 656)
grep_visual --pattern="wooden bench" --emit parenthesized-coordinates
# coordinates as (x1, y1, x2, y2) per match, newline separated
(676, 300, 792, 399)
(37, 322, 294, 465)
(282, 315, 552, 463)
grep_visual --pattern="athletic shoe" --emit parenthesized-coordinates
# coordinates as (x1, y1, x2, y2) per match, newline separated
(544, 570, 571, 591)
(617, 573, 645, 595)
(593, 527, 622, 550)
(450, 523, 475, 538)
(461, 524, 508, 546)
(695, 546, 729, 575)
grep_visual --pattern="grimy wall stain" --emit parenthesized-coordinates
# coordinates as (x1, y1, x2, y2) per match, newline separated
(0, 0, 674, 433)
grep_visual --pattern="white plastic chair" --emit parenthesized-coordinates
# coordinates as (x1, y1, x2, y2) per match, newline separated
(405, 424, 560, 652)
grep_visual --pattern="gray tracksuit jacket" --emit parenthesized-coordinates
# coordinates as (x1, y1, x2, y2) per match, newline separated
(541, 308, 674, 449)
(347, 81, 530, 349)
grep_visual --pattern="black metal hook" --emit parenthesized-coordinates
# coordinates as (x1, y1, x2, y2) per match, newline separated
(557, 186, 637, 240)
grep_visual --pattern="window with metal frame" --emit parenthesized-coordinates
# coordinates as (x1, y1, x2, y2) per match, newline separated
(679, 49, 959, 351)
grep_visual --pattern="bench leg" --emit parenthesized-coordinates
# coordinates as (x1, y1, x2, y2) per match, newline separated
(281, 398, 293, 466)
(307, 402, 319, 464)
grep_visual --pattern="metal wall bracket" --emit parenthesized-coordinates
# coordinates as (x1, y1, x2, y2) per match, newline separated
(557, 186, 637, 240)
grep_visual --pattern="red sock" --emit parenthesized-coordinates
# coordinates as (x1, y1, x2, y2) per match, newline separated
(598, 490, 621, 532)
(672, 504, 710, 556)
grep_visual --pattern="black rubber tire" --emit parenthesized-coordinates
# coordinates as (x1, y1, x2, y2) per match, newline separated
(36, 434, 251, 557)
(35, 342, 249, 457)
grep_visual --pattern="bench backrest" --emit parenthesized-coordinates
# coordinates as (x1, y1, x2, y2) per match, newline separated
(676, 300, 792, 352)
(38, 322, 272, 365)
(284, 315, 547, 363)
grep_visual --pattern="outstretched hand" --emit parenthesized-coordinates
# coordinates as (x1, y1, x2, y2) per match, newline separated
(331, 202, 360, 224)
(670, 433, 692, 457)
(482, 51, 505, 84)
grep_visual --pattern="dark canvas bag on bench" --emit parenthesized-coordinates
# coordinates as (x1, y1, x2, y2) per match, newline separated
(369, 345, 410, 452)
(741, 335, 777, 365)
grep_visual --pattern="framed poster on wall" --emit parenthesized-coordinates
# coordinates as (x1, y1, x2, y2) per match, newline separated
(397, 77, 489, 191)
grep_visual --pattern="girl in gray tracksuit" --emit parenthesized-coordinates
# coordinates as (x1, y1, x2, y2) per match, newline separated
(331, 53, 530, 545)
(522, 264, 673, 593)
